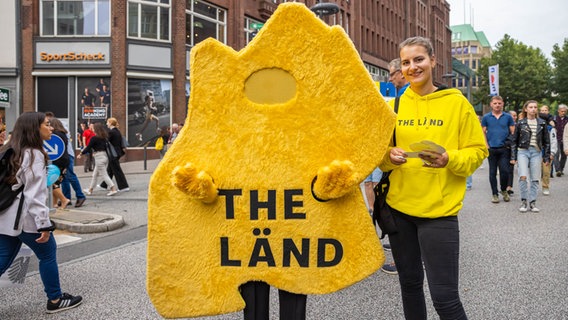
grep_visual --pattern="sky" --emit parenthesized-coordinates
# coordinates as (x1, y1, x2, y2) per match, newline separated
(446, 0, 568, 59)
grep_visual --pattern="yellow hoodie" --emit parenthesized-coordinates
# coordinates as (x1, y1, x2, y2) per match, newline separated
(380, 87, 488, 218)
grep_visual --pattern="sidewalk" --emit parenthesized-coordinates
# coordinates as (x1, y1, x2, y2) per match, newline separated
(50, 158, 161, 234)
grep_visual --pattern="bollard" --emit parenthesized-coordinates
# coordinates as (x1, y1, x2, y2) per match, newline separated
(144, 145, 147, 170)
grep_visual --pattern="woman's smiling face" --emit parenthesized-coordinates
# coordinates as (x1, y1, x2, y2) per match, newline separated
(400, 44, 436, 91)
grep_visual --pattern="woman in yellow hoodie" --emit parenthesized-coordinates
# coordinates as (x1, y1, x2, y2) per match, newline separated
(379, 36, 488, 320)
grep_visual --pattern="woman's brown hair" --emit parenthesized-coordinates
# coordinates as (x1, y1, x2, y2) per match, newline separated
(0, 112, 49, 184)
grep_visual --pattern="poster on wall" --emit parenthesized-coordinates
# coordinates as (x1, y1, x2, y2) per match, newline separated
(127, 79, 171, 147)
(77, 77, 111, 122)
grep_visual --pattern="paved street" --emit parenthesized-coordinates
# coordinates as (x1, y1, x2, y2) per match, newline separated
(1, 160, 567, 319)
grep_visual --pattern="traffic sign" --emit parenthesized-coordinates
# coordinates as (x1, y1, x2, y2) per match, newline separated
(43, 134, 65, 161)
(250, 22, 264, 30)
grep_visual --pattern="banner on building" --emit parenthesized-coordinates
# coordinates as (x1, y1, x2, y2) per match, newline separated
(489, 65, 499, 96)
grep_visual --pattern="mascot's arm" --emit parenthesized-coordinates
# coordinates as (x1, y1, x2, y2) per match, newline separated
(311, 160, 358, 201)
(171, 163, 218, 203)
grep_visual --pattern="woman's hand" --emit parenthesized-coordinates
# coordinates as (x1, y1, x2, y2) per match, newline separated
(419, 150, 449, 168)
(389, 147, 408, 165)
(36, 231, 51, 243)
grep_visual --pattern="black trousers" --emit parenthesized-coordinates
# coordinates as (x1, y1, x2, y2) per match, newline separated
(240, 281, 307, 320)
(100, 157, 129, 190)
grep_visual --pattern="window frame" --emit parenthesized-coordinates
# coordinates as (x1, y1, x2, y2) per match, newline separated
(127, 0, 171, 42)
(40, 0, 111, 37)
(186, 0, 227, 47)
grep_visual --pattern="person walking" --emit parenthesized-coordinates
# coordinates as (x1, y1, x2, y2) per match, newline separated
(538, 106, 557, 195)
(48, 118, 72, 210)
(77, 122, 118, 196)
(481, 96, 515, 203)
(510, 101, 550, 212)
(98, 117, 129, 192)
(60, 138, 87, 207)
(554, 104, 568, 176)
(379, 36, 487, 320)
(0, 112, 83, 314)
(81, 122, 95, 172)
(506, 110, 518, 194)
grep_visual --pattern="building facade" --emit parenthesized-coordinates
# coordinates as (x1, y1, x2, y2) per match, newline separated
(2, 0, 452, 160)
(450, 24, 492, 97)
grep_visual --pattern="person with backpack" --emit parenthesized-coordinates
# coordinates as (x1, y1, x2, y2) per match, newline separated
(0, 112, 82, 314)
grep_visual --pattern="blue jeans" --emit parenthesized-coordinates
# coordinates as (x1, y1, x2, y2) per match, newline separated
(465, 175, 472, 189)
(0, 233, 62, 300)
(62, 155, 86, 200)
(488, 147, 510, 195)
(389, 207, 467, 320)
(517, 147, 542, 203)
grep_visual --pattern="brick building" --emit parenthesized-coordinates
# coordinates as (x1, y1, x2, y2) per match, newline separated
(1, 0, 452, 160)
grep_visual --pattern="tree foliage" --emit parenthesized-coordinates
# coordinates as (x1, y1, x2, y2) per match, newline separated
(475, 34, 551, 111)
(551, 39, 568, 103)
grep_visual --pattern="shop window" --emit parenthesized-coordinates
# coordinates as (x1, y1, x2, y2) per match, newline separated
(128, 0, 171, 41)
(38, 77, 69, 117)
(127, 78, 172, 148)
(77, 77, 112, 123)
(41, 0, 110, 36)
(186, 0, 226, 47)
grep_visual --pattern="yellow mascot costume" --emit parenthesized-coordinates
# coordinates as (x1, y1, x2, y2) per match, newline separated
(147, 3, 396, 318)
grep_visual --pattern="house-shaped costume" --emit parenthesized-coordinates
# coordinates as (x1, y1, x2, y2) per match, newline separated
(147, 3, 396, 318)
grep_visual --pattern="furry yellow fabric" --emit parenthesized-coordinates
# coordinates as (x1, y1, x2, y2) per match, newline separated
(147, 3, 396, 318)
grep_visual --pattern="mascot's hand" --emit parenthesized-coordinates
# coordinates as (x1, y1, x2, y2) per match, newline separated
(312, 160, 357, 200)
(171, 163, 218, 203)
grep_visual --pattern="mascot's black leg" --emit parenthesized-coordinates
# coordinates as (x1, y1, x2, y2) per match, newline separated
(278, 289, 307, 320)
(241, 281, 270, 320)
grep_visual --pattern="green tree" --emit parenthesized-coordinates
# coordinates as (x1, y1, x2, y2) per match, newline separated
(551, 38, 568, 103)
(476, 34, 552, 111)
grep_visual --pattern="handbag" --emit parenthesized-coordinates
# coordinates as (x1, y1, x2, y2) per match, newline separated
(372, 96, 400, 239)
(105, 141, 118, 160)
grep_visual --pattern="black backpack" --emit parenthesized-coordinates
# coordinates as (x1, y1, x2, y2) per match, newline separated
(0, 148, 25, 222)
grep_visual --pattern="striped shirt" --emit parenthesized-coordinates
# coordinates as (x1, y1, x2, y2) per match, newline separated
(527, 118, 538, 149)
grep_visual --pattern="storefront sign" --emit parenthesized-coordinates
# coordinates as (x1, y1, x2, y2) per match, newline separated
(39, 52, 105, 62)
(35, 42, 110, 65)
(82, 106, 107, 120)
(0, 87, 9, 104)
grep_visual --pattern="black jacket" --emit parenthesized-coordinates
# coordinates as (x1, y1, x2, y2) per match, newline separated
(510, 117, 551, 162)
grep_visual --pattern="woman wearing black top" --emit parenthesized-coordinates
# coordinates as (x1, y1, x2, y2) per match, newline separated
(77, 123, 118, 196)
(99, 117, 129, 191)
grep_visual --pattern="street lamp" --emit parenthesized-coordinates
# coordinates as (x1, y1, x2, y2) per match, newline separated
(310, 1, 339, 19)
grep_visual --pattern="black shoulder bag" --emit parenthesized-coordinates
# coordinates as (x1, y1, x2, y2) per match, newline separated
(372, 96, 400, 239)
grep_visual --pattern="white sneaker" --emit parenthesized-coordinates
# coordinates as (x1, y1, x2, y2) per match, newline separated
(119, 187, 130, 192)
(107, 190, 118, 196)
(519, 201, 528, 212)
(542, 188, 550, 195)
(529, 202, 540, 213)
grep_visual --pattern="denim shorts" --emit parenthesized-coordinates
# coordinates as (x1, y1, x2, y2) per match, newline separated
(364, 167, 383, 182)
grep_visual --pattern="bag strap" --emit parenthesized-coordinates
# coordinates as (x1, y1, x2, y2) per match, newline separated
(392, 95, 400, 146)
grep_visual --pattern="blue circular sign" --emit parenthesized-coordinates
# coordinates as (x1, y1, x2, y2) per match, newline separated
(43, 134, 65, 161)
